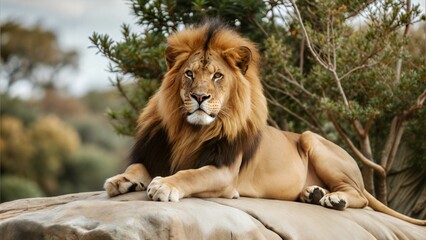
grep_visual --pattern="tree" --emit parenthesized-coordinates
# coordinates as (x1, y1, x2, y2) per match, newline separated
(91, 0, 425, 217)
(277, 0, 425, 204)
(0, 21, 78, 93)
(0, 115, 80, 196)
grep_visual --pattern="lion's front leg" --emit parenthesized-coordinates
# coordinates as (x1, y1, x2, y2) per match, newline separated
(147, 165, 239, 202)
(104, 163, 152, 197)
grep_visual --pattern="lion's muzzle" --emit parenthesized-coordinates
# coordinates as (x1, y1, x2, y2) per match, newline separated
(190, 92, 211, 105)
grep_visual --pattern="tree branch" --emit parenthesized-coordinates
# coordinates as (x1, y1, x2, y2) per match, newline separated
(386, 120, 406, 172)
(395, 0, 412, 84)
(380, 117, 398, 169)
(403, 88, 426, 119)
(113, 77, 139, 113)
(331, 70, 349, 107)
(328, 112, 386, 176)
(363, 115, 375, 136)
(345, 0, 376, 19)
(352, 120, 365, 138)
(291, 0, 349, 108)
(249, 17, 269, 38)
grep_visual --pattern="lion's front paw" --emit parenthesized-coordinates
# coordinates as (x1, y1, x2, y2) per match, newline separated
(147, 176, 182, 202)
(319, 192, 348, 210)
(104, 174, 147, 197)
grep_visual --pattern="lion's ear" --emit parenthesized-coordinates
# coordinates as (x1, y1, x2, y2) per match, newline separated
(165, 46, 178, 70)
(223, 46, 252, 75)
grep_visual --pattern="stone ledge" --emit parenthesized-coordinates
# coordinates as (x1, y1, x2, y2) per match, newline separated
(0, 192, 425, 239)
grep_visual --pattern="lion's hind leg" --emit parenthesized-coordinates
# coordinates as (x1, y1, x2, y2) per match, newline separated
(104, 163, 152, 197)
(299, 131, 368, 210)
(319, 192, 348, 210)
(320, 188, 369, 210)
(300, 186, 367, 210)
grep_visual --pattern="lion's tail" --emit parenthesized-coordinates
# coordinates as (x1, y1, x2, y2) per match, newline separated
(364, 189, 426, 226)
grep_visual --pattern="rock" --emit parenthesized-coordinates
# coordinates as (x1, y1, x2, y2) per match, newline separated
(0, 191, 425, 239)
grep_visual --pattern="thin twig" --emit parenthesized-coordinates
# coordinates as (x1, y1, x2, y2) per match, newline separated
(395, 0, 412, 84)
(265, 91, 319, 130)
(115, 78, 139, 112)
(250, 17, 269, 38)
(331, 13, 337, 70)
(290, 0, 331, 71)
(276, 72, 315, 97)
(265, 81, 323, 130)
(340, 61, 380, 80)
(327, 10, 332, 66)
(299, 35, 305, 74)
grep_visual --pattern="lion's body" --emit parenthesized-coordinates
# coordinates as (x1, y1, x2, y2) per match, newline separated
(238, 128, 317, 201)
(104, 20, 425, 226)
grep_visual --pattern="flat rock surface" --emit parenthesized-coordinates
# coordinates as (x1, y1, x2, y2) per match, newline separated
(0, 191, 425, 239)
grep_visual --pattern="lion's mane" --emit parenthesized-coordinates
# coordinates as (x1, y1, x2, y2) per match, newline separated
(129, 20, 268, 177)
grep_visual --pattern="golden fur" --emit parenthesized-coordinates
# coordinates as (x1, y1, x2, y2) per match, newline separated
(104, 21, 425, 226)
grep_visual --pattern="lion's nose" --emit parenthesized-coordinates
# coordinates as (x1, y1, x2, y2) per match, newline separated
(190, 93, 211, 104)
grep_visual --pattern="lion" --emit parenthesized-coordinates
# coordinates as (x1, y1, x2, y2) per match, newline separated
(104, 20, 425, 226)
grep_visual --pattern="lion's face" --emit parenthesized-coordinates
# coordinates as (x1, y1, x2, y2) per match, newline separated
(179, 51, 231, 125)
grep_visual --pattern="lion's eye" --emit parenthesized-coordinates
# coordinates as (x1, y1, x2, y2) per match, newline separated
(185, 70, 193, 79)
(213, 72, 223, 80)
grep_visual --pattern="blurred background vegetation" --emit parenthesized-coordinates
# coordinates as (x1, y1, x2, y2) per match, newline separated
(0, 21, 131, 202)
(1, 0, 425, 219)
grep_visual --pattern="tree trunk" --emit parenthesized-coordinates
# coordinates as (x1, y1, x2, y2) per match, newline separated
(359, 135, 375, 195)
(376, 175, 388, 204)
(362, 167, 375, 195)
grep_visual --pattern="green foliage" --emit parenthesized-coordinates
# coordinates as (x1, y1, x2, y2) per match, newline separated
(2, 115, 81, 195)
(405, 108, 426, 169)
(0, 94, 40, 125)
(0, 175, 43, 202)
(59, 145, 122, 194)
(1, 92, 130, 201)
(0, 115, 34, 177)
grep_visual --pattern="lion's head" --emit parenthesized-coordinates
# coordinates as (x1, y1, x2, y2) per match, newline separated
(135, 20, 268, 173)
(175, 44, 254, 126)
(157, 21, 267, 138)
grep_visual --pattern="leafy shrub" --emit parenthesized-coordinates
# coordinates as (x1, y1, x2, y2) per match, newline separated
(0, 175, 43, 202)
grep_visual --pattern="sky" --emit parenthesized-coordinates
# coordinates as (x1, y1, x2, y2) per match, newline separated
(1, 0, 137, 97)
(1, 0, 425, 98)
